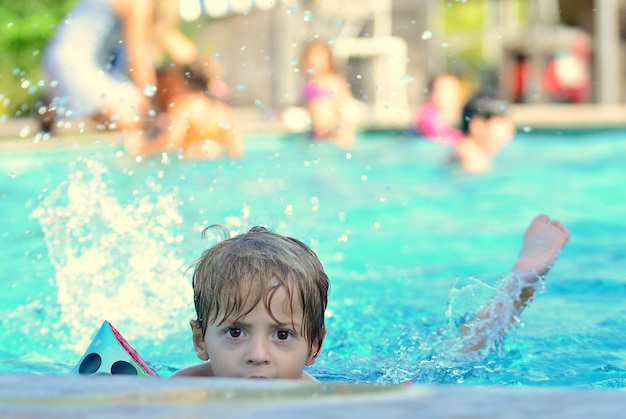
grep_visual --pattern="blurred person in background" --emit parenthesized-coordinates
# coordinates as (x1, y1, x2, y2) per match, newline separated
(300, 40, 356, 149)
(413, 73, 464, 145)
(40, 0, 197, 137)
(449, 92, 515, 174)
(123, 58, 243, 160)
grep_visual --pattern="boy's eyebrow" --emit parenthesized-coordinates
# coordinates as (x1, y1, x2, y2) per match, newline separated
(273, 320, 303, 330)
(224, 319, 303, 330)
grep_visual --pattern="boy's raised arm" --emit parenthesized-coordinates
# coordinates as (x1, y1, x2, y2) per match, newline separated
(458, 214, 570, 352)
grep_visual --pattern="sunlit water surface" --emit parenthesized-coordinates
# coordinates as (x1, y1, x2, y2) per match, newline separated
(1, 130, 625, 388)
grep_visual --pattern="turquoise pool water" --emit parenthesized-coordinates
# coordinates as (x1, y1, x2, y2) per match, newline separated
(1, 129, 625, 387)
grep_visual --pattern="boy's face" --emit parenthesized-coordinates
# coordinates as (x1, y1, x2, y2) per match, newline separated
(193, 286, 323, 379)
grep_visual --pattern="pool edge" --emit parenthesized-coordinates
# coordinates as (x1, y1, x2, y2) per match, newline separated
(0, 375, 624, 418)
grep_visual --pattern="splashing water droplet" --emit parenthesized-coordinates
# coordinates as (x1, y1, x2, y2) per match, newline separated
(143, 84, 157, 97)
(30, 157, 188, 351)
(286, 3, 299, 14)
(19, 126, 31, 138)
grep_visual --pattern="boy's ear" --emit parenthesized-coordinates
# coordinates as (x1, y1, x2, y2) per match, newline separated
(305, 327, 327, 366)
(191, 319, 209, 361)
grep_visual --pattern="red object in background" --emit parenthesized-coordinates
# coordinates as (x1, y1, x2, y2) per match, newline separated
(513, 59, 528, 103)
(512, 37, 590, 104)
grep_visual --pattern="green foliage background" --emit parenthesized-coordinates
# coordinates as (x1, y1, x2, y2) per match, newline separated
(0, 1, 74, 117)
(439, 0, 529, 76)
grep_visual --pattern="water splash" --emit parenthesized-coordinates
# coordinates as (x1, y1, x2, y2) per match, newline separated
(377, 273, 533, 384)
(31, 157, 192, 352)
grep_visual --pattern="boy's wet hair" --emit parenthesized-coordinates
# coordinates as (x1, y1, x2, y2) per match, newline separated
(192, 226, 329, 351)
(461, 91, 509, 133)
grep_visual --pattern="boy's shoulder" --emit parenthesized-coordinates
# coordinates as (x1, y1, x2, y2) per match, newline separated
(171, 361, 215, 378)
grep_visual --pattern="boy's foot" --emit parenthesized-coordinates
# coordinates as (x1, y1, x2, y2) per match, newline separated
(512, 214, 570, 277)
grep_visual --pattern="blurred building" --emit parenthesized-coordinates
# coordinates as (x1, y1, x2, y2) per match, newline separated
(180, 0, 624, 126)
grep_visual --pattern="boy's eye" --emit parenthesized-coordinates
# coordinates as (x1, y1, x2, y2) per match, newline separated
(226, 327, 242, 338)
(275, 330, 292, 340)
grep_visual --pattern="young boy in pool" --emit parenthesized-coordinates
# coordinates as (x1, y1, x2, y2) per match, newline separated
(172, 214, 570, 381)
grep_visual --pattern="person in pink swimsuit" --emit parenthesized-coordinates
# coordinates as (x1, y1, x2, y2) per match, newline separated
(300, 41, 355, 148)
(414, 74, 463, 145)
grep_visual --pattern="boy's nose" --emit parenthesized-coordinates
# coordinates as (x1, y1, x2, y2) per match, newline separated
(246, 336, 270, 365)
